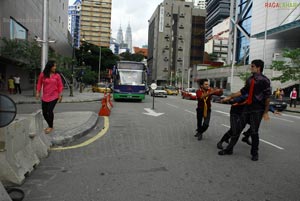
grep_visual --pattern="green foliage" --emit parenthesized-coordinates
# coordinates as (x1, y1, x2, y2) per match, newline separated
(238, 72, 251, 82)
(271, 48, 300, 83)
(119, 51, 145, 62)
(81, 67, 97, 85)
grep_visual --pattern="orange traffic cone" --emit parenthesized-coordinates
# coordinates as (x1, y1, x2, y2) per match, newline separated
(98, 98, 111, 116)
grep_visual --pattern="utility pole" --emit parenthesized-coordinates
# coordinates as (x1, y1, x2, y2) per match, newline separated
(41, 0, 49, 71)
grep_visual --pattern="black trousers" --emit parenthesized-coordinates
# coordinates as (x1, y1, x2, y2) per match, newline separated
(290, 99, 297, 107)
(15, 83, 21, 94)
(42, 99, 58, 128)
(196, 108, 211, 134)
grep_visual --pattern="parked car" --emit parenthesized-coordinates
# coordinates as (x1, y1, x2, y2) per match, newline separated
(269, 95, 288, 111)
(211, 89, 231, 103)
(182, 88, 197, 100)
(150, 86, 167, 97)
(92, 83, 112, 93)
(165, 85, 178, 95)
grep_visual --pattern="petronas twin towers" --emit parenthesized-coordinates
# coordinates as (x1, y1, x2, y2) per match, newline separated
(116, 23, 132, 52)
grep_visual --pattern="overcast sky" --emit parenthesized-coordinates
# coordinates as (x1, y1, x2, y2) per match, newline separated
(69, 0, 163, 47)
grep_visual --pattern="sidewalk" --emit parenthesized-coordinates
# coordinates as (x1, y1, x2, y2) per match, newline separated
(2, 88, 105, 146)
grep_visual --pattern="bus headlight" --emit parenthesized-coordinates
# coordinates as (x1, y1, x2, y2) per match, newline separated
(114, 89, 120, 93)
(138, 90, 145, 93)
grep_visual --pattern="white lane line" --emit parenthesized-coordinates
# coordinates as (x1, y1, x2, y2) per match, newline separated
(282, 113, 300, 120)
(270, 116, 294, 123)
(166, 103, 179, 108)
(260, 139, 284, 150)
(214, 110, 230, 116)
(184, 109, 196, 115)
(222, 124, 230, 128)
(221, 124, 284, 150)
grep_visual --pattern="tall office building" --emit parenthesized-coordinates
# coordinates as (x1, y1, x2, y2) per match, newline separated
(125, 23, 132, 53)
(205, 0, 230, 41)
(148, 0, 206, 87)
(68, 0, 81, 48)
(116, 25, 124, 44)
(80, 0, 112, 47)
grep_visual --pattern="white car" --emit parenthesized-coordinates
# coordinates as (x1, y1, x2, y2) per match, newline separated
(150, 86, 167, 98)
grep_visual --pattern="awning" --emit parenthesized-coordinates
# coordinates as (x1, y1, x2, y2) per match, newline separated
(251, 20, 300, 40)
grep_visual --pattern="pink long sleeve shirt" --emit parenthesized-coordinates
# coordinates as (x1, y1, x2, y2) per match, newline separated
(36, 72, 64, 102)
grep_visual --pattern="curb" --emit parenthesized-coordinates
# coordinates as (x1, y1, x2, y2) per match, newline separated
(50, 112, 99, 146)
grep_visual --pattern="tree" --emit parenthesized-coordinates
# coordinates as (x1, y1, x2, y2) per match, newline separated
(271, 48, 300, 82)
(119, 51, 145, 62)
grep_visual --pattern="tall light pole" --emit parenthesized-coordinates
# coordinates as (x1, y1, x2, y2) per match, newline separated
(41, 0, 49, 71)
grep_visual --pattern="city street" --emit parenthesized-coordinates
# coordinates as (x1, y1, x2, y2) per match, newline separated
(18, 95, 300, 201)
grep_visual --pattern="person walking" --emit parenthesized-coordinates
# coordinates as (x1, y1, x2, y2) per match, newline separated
(194, 79, 222, 141)
(289, 87, 297, 108)
(221, 59, 271, 161)
(13, 74, 21, 94)
(8, 76, 15, 94)
(36, 60, 63, 134)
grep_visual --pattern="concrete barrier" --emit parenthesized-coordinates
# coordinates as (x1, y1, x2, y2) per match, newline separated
(26, 110, 52, 159)
(0, 117, 40, 185)
(0, 181, 12, 201)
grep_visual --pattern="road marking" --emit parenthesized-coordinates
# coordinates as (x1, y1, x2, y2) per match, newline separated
(221, 124, 284, 150)
(51, 116, 109, 151)
(166, 103, 179, 108)
(270, 116, 294, 123)
(214, 110, 230, 116)
(143, 108, 164, 117)
(184, 109, 196, 115)
(222, 124, 230, 128)
(282, 113, 300, 120)
(259, 139, 284, 150)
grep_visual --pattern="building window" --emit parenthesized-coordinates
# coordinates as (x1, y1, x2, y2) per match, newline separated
(10, 18, 27, 40)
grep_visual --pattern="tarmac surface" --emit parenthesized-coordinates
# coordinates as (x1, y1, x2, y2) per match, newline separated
(2, 88, 300, 146)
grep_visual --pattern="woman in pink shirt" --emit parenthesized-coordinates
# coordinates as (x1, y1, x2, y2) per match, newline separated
(36, 60, 63, 134)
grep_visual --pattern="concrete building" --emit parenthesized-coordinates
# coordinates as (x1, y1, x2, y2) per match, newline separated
(148, 0, 206, 87)
(205, 0, 230, 41)
(0, 0, 71, 90)
(80, 0, 112, 47)
(205, 17, 229, 64)
(201, 0, 300, 92)
(68, 0, 82, 48)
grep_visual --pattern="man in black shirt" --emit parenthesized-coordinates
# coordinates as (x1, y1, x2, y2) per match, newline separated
(221, 59, 271, 161)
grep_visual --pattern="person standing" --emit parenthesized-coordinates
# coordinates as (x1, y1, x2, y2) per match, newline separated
(13, 74, 21, 94)
(221, 59, 271, 161)
(195, 79, 222, 141)
(289, 87, 297, 108)
(36, 60, 63, 134)
(8, 76, 15, 94)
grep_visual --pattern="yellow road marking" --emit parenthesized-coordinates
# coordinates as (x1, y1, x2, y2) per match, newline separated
(51, 116, 109, 151)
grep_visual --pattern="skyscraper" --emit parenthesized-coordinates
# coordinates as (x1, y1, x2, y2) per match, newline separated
(80, 0, 112, 47)
(125, 23, 133, 53)
(68, 0, 81, 48)
(148, 0, 206, 87)
(116, 25, 124, 44)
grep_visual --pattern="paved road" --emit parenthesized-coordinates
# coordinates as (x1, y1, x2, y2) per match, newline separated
(20, 95, 300, 201)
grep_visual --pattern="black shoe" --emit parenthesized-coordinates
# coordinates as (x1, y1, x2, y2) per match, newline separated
(241, 136, 252, 145)
(251, 154, 259, 161)
(217, 141, 223, 149)
(224, 138, 229, 143)
(218, 150, 233, 155)
(197, 133, 203, 141)
(194, 133, 199, 137)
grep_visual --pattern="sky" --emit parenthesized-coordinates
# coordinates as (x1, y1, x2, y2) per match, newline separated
(69, 0, 163, 47)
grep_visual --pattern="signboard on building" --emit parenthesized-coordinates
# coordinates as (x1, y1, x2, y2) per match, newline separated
(159, 6, 164, 32)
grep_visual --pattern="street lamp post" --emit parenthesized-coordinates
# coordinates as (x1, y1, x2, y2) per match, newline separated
(69, 44, 75, 97)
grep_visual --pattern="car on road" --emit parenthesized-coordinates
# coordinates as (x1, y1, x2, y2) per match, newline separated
(211, 89, 231, 103)
(92, 83, 112, 93)
(150, 86, 167, 98)
(269, 96, 288, 111)
(181, 88, 197, 100)
(165, 86, 179, 95)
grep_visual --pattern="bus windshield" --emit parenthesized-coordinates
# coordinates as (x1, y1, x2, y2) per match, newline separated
(119, 70, 144, 85)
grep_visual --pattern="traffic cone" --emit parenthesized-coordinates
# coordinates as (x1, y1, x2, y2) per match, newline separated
(107, 93, 113, 108)
(98, 98, 110, 116)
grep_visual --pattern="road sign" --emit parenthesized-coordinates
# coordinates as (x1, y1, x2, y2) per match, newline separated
(0, 95, 17, 128)
(150, 83, 157, 90)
